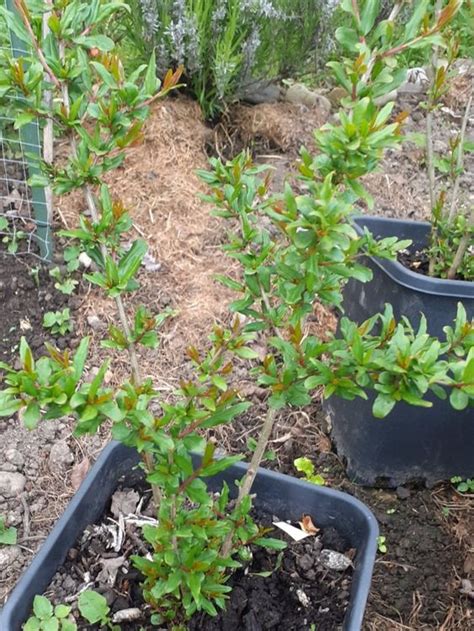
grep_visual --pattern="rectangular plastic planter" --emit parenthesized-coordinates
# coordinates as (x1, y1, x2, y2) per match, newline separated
(326, 216, 474, 487)
(1, 442, 378, 631)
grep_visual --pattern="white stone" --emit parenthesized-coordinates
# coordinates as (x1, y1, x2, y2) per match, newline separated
(48, 440, 74, 471)
(78, 252, 92, 268)
(0, 471, 26, 497)
(0, 545, 22, 569)
(5, 448, 24, 468)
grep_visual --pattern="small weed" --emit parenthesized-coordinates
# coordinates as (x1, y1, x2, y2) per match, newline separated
(43, 308, 73, 337)
(451, 476, 474, 493)
(386, 508, 396, 515)
(78, 590, 119, 630)
(0, 516, 17, 546)
(49, 267, 78, 295)
(29, 266, 41, 288)
(294, 457, 325, 486)
(23, 595, 76, 631)
(377, 535, 387, 554)
(247, 437, 276, 462)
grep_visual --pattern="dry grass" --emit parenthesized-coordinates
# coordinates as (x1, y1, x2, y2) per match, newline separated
(58, 97, 240, 387)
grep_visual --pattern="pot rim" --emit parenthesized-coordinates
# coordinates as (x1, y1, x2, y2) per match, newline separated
(353, 215, 473, 299)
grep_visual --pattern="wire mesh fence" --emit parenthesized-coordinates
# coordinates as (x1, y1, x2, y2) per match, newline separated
(0, 0, 53, 261)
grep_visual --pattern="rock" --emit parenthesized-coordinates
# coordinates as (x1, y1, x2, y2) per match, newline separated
(327, 86, 348, 107)
(78, 252, 92, 268)
(374, 89, 399, 106)
(433, 140, 448, 153)
(243, 80, 282, 105)
(0, 545, 22, 569)
(0, 471, 26, 497)
(111, 489, 140, 518)
(5, 449, 25, 468)
(296, 553, 314, 572)
(87, 315, 102, 330)
(396, 486, 411, 500)
(48, 440, 74, 471)
(285, 83, 331, 116)
(0, 463, 18, 472)
(319, 549, 352, 571)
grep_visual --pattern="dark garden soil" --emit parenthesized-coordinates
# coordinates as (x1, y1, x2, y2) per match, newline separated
(397, 247, 467, 281)
(46, 486, 353, 631)
(0, 250, 82, 363)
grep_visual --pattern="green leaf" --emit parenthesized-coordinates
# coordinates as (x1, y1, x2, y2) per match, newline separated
(118, 240, 147, 284)
(234, 347, 259, 360)
(0, 522, 17, 545)
(144, 51, 157, 95)
(294, 457, 315, 478)
(73, 35, 115, 51)
(43, 619, 59, 631)
(335, 26, 359, 51)
(54, 605, 71, 619)
(73, 337, 90, 380)
(33, 595, 54, 620)
(14, 113, 35, 130)
(0, 395, 22, 417)
(188, 573, 203, 603)
(78, 590, 110, 624)
(372, 394, 396, 418)
(23, 618, 41, 631)
(254, 537, 287, 550)
(22, 402, 41, 430)
(90, 62, 117, 88)
(360, 0, 380, 35)
(450, 389, 469, 411)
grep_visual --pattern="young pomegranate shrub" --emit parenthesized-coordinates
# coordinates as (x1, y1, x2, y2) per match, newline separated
(0, 0, 472, 628)
(328, 0, 472, 281)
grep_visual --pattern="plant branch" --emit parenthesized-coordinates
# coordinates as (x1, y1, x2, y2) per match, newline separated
(447, 89, 473, 223)
(447, 206, 474, 280)
(221, 406, 277, 557)
(427, 0, 442, 276)
(56, 32, 162, 508)
(14, 0, 61, 89)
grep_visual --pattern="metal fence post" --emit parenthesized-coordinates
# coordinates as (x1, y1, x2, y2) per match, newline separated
(5, 0, 53, 261)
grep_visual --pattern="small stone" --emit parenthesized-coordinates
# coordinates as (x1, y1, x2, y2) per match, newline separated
(78, 252, 92, 268)
(396, 486, 411, 500)
(49, 440, 74, 471)
(327, 86, 347, 107)
(5, 448, 25, 468)
(111, 489, 140, 518)
(296, 553, 314, 572)
(87, 315, 102, 330)
(285, 84, 331, 116)
(319, 549, 352, 571)
(0, 471, 26, 497)
(433, 140, 448, 153)
(296, 588, 311, 608)
(0, 545, 22, 569)
(0, 463, 18, 472)
(243, 80, 282, 105)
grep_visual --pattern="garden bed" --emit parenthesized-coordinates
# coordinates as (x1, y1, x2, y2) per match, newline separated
(1, 89, 473, 629)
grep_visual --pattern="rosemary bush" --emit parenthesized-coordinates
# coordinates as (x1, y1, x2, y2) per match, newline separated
(123, 0, 337, 118)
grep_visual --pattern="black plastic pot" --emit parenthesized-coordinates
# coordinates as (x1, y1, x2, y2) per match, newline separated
(326, 216, 474, 487)
(1, 442, 378, 631)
